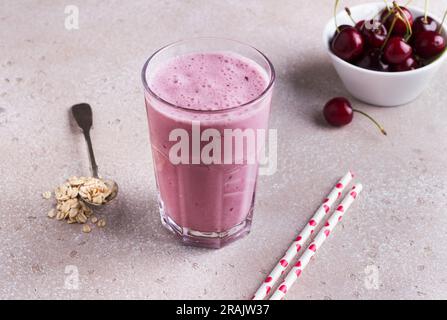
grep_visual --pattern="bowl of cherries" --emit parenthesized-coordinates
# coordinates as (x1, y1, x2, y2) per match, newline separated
(323, 1, 447, 107)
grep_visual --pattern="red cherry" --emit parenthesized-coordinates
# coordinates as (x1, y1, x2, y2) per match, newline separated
(356, 48, 390, 72)
(413, 16, 439, 37)
(355, 20, 365, 31)
(323, 97, 353, 126)
(383, 37, 412, 64)
(331, 26, 365, 62)
(333, 24, 352, 38)
(323, 97, 387, 135)
(381, 6, 413, 37)
(414, 31, 446, 59)
(391, 55, 419, 72)
(359, 20, 388, 48)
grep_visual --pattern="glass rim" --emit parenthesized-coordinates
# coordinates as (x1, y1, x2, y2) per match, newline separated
(141, 37, 276, 114)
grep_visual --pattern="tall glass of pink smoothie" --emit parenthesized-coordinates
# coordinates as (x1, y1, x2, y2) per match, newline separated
(142, 38, 275, 248)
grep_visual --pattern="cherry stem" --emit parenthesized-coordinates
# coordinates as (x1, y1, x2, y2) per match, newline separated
(345, 7, 357, 25)
(437, 9, 447, 34)
(393, 1, 412, 41)
(334, 0, 341, 33)
(353, 109, 387, 136)
(424, 0, 429, 23)
(381, 15, 399, 51)
(383, 0, 391, 11)
(382, 3, 394, 22)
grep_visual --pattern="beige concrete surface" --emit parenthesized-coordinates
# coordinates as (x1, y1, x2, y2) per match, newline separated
(1, 0, 447, 299)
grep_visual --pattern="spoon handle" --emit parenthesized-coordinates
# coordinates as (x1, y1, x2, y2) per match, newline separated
(71, 103, 99, 178)
(84, 131, 99, 178)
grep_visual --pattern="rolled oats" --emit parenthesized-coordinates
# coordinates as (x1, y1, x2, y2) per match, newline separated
(97, 219, 106, 228)
(60, 201, 71, 214)
(47, 209, 56, 218)
(56, 210, 65, 221)
(78, 178, 111, 205)
(68, 176, 87, 186)
(45, 176, 111, 233)
(76, 212, 87, 224)
(69, 208, 79, 218)
(42, 191, 52, 200)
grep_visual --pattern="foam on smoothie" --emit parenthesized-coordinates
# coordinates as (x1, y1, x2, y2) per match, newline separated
(149, 52, 269, 110)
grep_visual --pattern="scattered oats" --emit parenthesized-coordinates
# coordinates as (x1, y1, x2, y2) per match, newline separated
(42, 191, 52, 200)
(47, 209, 56, 218)
(55, 210, 65, 220)
(69, 187, 79, 198)
(91, 216, 98, 224)
(54, 185, 69, 201)
(76, 212, 87, 224)
(60, 201, 70, 213)
(79, 201, 89, 212)
(70, 200, 80, 209)
(82, 224, 91, 233)
(97, 219, 106, 228)
(69, 208, 79, 218)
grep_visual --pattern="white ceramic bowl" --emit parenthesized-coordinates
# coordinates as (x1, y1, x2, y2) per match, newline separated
(323, 2, 447, 107)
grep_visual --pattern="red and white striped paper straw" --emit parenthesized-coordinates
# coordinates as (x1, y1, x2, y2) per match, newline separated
(269, 183, 363, 300)
(252, 171, 354, 300)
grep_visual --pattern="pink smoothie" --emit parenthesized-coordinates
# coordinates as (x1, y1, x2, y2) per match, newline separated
(144, 52, 273, 244)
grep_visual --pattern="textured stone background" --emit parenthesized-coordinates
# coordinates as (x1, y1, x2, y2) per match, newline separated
(1, 0, 446, 299)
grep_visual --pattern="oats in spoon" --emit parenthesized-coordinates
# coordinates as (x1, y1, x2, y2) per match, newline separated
(45, 176, 109, 233)
(78, 177, 111, 205)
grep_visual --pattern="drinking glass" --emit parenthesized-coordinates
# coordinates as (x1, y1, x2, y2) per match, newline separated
(142, 38, 275, 248)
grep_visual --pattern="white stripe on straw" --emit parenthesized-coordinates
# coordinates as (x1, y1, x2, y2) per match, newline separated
(252, 171, 354, 300)
(269, 183, 363, 300)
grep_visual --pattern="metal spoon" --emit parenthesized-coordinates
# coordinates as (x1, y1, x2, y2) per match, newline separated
(71, 103, 118, 205)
